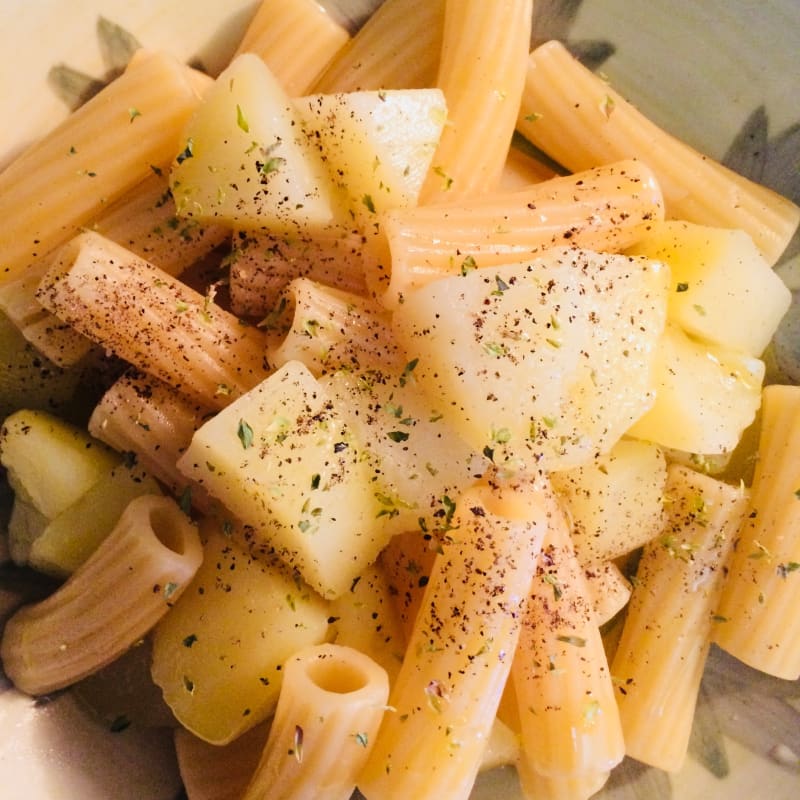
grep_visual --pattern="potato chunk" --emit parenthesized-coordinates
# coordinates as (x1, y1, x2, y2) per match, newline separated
(393, 248, 669, 471)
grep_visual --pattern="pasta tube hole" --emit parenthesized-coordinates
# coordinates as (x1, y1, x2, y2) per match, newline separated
(146, 498, 195, 556)
(305, 653, 371, 695)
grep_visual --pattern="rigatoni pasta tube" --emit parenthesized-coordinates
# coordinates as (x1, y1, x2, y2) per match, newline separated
(357, 476, 548, 800)
(234, 0, 350, 96)
(0, 494, 202, 696)
(516, 756, 609, 800)
(229, 230, 369, 319)
(266, 278, 397, 376)
(37, 231, 270, 410)
(0, 51, 208, 285)
(0, 170, 227, 367)
(88, 369, 213, 507)
(713, 384, 800, 680)
(418, 0, 533, 203)
(517, 40, 800, 265)
(313, 0, 444, 93)
(241, 643, 389, 800)
(375, 159, 664, 305)
(512, 502, 624, 778)
(611, 464, 748, 772)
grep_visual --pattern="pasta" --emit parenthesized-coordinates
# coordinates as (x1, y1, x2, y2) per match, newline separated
(0, 3, 799, 800)
(417, 0, 533, 203)
(313, 0, 445, 93)
(37, 231, 270, 409)
(0, 51, 210, 286)
(517, 40, 800, 266)
(512, 498, 625, 779)
(0, 494, 202, 695)
(357, 477, 549, 800)
(234, 0, 350, 96)
(375, 159, 665, 305)
(611, 464, 749, 771)
(713, 384, 800, 680)
(241, 643, 389, 800)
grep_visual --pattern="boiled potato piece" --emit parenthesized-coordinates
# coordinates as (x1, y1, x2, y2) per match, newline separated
(626, 323, 764, 455)
(322, 366, 486, 537)
(7, 498, 48, 566)
(627, 221, 791, 356)
(151, 520, 329, 745)
(0, 409, 119, 519)
(392, 248, 669, 471)
(295, 89, 446, 222)
(170, 54, 343, 234)
(551, 438, 667, 563)
(177, 360, 390, 597)
(27, 462, 162, 579)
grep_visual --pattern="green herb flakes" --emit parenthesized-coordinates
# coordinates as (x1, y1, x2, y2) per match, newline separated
(236, 104, 249, 132)
(237, 418, 255, 449)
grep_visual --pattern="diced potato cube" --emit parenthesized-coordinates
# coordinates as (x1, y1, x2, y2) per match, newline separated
(28, 462, 163, 579)
(392, 248, 669, 471)
(627, 221, 791, 356)
(0, 409, 119, 519)
(295, 89, 446, 222)
(626, 324, 764, 455)
(177, 361, 390, 597)
(7, 498, 48, 566)
(170, 54, 343, 234)
(322, 366, 486, 537)
(551, 438, 667, 563)
(151, 520, 329, 744)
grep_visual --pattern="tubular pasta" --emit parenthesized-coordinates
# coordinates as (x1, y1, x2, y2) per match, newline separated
(0, 494, 202, 696)
(37, 231, 270, 410)
(357, 477, 548, 800)
(375, 159, 664, 306)
(498, 143, 558, 191)
(265, 277, 397, 376)
(228, 229, 369, 319)
(611, 464, 748, 771)
(313, 0, 444, 93)
(512, 500, 624, 778)
(234, 0, 350, 96)
(88, 369, 213, 506)
(418, 0, 533, 203)
(517, 40, 800, 265)
(713, 384, 800, 680)
(516, 756, 610, 800)
(0, 170, 227, 367)
(0, 51, 209, 286)
(242, 643, 389, 800)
